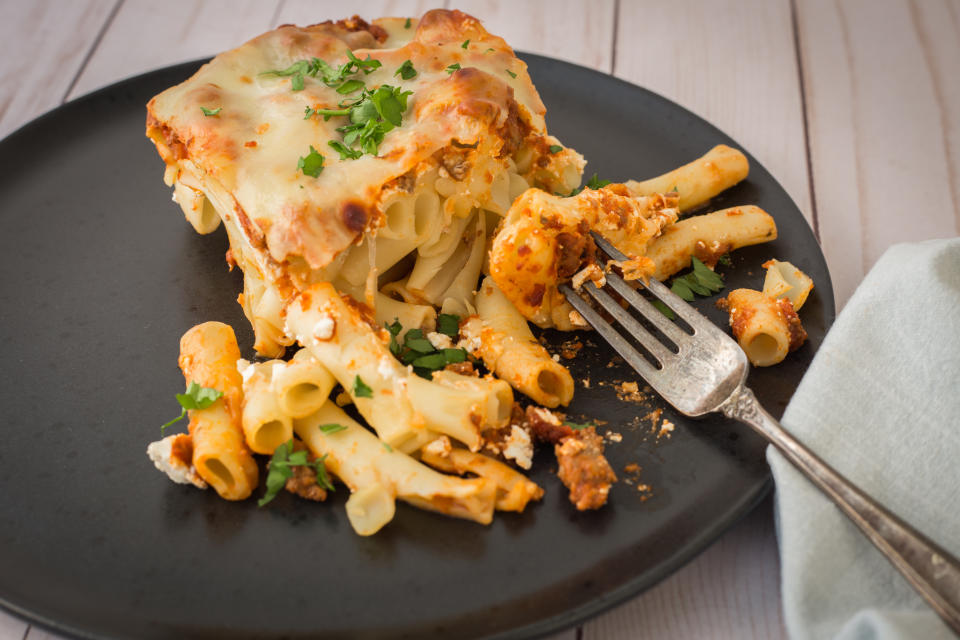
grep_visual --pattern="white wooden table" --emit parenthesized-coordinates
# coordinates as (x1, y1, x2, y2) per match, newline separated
(1, 1, 956, 638)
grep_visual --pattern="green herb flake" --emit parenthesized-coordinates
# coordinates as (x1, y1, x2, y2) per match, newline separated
(319, 423, 348, 434)
(505, 69, 517, 79)
(328, 140, 363, 160)
(485, 47, 495, 53)
(404, 17, 412, 28)
(303, 105, 316, 120)
(394, 60, 417, 80)
(652, 299, 676, 320)
(442, 348, 467, 364)
(291, 73, 305, 91)
(405, 337, 435, 354)
(717, 253, 732, 267)
(437, 313, 460, 338)
(446, 63, 461, 74)
(258, 440, 333, 507)
(161, 382, 223, 434)
(461, 39, 470, 49)
(586, 173, 612, 190)
(411, 352, 446, 369)
(336, 78, 365, 94)
(548, 145, 563, 154)
(564, 420, 592, 430)
(668, 256, 724, 302)
(200, 106, 222, 117)
(383, 442, 394, 452)
(353, 375, 373, 398)
(297, 145, 325, 177)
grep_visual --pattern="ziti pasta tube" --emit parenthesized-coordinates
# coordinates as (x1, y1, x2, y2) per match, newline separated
(626, 144, 749, 212)
(179, 322, 258, 500)
(294, 402, 497, 535)
(463, 277, 575, 408)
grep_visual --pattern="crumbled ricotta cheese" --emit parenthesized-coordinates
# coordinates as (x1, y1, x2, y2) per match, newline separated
(312, 314, 336, 341)
(377, 356, 395, 380)
(146, 436, 207, 489)
(423, 436, 452, 458)
(237, 359, 255, 384)
(568, 310, 588, 327)
(426, 331, 454, 350)
(530, 406, 561, 426)
(502, 425, 533, 470)
(571, 263, 607, 290)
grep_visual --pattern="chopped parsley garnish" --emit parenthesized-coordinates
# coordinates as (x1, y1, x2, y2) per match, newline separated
(384, 317, 470, 379)
(437, 313, 460, 338)
(304, 105, 317, 120)
(383, 442, 394, 452)
(654, 256, 726, 320)
(564, 420, 592, 430)
(395, 60, 417, 80)
(671, 256, 724, 300)
(446, 63, 461, 74)
(328, 140, 363, 160)
(319, 423, 348, 434)
(309, 84, 412, 157)
(461, 39, 470, 49)
(336, 78, 365, 94)
(353, 375, 373, 398)
(161, 382, 222, 434)
(548, 145, 563, 154)
(297, 145, 325, 177)
(200, 106, 222, 116)
(505, 69, 517, 78)
(404, 17, 412, 28)
(485, 48, 495, 53)
(258, 439, 333, 507)
(717, 253, 732, 267)
(563, 173, 611, 197)
(261, 51, 381, 93)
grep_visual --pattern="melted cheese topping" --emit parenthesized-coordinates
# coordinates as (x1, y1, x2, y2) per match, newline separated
(146, 10, 551, 274)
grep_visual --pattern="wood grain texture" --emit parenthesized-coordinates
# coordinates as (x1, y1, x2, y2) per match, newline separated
(0, 0, 118, 139)
(0, 607, 27, 640)
(796, 0, 960, 306)
(614, 0, 812, 228)
(583, 496, 786, 640)
(272, 0, 439, 28)
(67, 0, 281, 100)
(452, 0, 616, 72)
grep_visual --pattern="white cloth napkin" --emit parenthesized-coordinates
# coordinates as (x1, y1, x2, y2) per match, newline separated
(769, 238, 960, 639)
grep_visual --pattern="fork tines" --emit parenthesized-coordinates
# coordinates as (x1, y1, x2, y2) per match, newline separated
(559, 232, 742, 412)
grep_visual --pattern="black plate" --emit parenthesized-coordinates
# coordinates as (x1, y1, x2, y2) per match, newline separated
(0, 54, 834, 639)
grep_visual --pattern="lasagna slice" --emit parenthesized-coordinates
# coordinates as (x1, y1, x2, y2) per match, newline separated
(146, 9, 584, 357)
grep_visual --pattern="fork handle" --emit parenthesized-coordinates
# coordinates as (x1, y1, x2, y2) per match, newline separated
(722, 385, 960, 634)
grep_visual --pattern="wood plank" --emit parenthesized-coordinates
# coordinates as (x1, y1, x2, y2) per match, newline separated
(583, 496, 786, 639)
(796, 0, 960, 306)
(272, 0, 439, 29)
(0, 0, 117, 139)
(614, 0, 812, 228)
(0, 607, 27, 640)
(452, 0, 616, 72)
(67, 0, 281, 100)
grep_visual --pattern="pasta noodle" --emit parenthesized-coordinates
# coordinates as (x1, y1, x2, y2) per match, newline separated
(294, 402, 497, 535)
(464, 277, 575, 408)
(420, 440, 544, 512)
(721, 288, 807, 367)
(626, 144, 749, 212)
(645, 205, 778, 280)
(240, 359, 293, 454)
(178, 322, 259, 500)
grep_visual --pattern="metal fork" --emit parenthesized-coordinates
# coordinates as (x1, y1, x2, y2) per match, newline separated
(559, 233, 960, 634)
